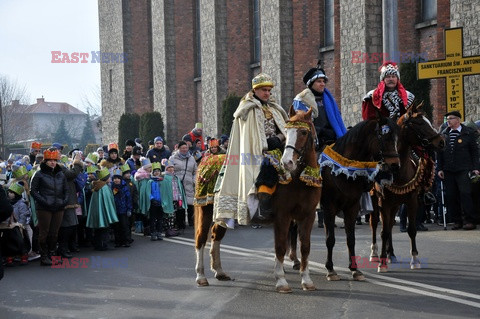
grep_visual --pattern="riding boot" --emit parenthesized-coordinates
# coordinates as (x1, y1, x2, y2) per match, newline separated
(257, 192, 274, 221)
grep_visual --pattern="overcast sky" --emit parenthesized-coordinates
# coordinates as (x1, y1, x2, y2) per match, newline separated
(0, 0, 100, 114)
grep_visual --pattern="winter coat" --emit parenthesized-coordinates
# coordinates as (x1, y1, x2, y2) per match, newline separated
(99, 157, 125, 170)
(437, 124, 480, 172)
(60, 161, 83, 227)
(146, 147, 172, 164)
(169, 151, 197, 205)
(126, 157, 142, 176)
(160, 173, 187, 214)
(134, 168, 151, 215)
(124, 177, 138, 213)
(111, 180, 132, 214)
(150, 176, 162, 206)
(30, 162, 69, 212)
(86, 180, 118, 229)
(11, 199, 30, 226)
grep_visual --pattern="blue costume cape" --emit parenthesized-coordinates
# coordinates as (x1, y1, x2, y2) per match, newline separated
(293, 88, 347, 139)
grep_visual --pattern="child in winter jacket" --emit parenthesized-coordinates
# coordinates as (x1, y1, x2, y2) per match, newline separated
(4, 182, 31, 266)
(121, 163, 137, 244)
(133, 158, 152, 235)
(111, 169, 132, 247)
(149, 162, 164, 241)
(160, 160, 186, 237)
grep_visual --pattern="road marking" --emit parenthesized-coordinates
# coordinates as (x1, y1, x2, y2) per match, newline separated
(167, 236, 480, 308)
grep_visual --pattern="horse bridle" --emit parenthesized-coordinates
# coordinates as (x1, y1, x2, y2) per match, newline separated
(404, 114, 440, 147)
(284, 121, 315, 166)
(375, 121, 399, 162)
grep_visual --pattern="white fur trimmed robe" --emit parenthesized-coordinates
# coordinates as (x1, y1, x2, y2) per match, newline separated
(213, 90, 288, 225)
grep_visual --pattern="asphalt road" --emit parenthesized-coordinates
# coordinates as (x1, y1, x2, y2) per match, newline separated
(1, 218, 479, 319)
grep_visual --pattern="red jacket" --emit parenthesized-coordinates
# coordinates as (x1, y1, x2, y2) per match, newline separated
(188, 131, 205, 151)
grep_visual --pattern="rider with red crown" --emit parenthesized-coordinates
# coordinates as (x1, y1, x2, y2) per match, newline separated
(362, 61, 415, 121)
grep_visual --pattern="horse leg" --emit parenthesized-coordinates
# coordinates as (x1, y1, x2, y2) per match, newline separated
(324, 209, 340, 281)
(210, 223, 231, 280)
(407, 200, 421, 269)
(378, 207, 392, 272)
(369, 201, 380, 262)
(274, 217, 293, 293)
(195, 206, 211, 286)
(288, 222, 300, 270)
(297, 214, 316, 291)
(344, 208, 365, 281)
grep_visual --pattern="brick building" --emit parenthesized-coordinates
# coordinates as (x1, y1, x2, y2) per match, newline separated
(98, 0, 480, 145)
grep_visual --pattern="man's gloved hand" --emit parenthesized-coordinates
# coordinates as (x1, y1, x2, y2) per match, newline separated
(267, 136, 283, 151)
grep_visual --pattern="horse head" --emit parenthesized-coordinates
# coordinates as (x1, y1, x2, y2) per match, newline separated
(398, 101, 445, 151)
(370, 112, 401, 172)
(282, 106, 315, 172)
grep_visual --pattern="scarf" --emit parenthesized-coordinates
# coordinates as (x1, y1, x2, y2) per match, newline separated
(322, 88, 347, 138)
(372, 81, 409, 118)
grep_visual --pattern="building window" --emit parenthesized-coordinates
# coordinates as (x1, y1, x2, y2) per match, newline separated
(252, 0, 261, 63)
(421, 0, 437, 21)
(109, 69, 112, 92)
(324, 0, 334, 47)
(195, 0, 202, 77)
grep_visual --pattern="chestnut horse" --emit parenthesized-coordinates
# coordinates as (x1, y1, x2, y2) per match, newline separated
(369, 103, 445, 271)
(319, 114, 400, 281)
(194, 107, 321, 293)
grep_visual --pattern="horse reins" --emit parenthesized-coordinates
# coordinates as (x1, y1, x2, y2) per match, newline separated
(375, 121, 399, 162)
(284, 120, 315, 167)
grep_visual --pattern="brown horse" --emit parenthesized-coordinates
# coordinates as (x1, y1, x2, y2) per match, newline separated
(369, 103, 445, 271)
(319, 114, 400, 281)
(194, 107, 321, 293)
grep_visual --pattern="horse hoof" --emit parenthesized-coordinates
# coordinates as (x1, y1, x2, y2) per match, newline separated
(302, 283, 316, 291)
(276, 285, 293, 293)
(293, 261, 301, 271)
(196, 279, 209, 287)
(326, 274, 340, 281)
(215, 273, 232, 281)
(352, 271, 365, 281)
(377, 265, 388, 273)
(369, 256, 379, 262)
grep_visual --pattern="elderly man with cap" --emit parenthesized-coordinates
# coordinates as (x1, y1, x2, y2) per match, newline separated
(146, 136, 171, 167)
(362, 61, 415, 121)
(293, 63, 347, 151)
(213, 73, 288, 227)
(437, 111, 480, 230)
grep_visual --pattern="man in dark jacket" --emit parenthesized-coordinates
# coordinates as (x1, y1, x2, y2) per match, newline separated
(0, 187, 13, 280)
(146, 136, 171, 167)
(437, 111, 480, 230)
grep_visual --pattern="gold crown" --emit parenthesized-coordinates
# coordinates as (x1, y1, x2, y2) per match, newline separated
(252, 73, 274, 89)
(44, 149, 60, 160)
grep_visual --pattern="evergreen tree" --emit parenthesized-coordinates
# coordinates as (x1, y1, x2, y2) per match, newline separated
(139, 111, 165, 145)
(222, 93, 241, 135)
(118, 113, 140, 150)
(400, 62, 432, 120)
(52, 119, 72, 148)
(79, 113, 97, 151)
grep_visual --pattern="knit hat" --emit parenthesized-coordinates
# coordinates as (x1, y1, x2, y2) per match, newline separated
(108, 143, 119, 153)
(44, 149, 60, 160)
(164, 160, 174, 169)
(132, 146, 142, 156)
(252, 73, 274, 89)
(220, 134, 229, 145)
(178, 141, 187, 148)
(86, 165, 99, 174)
(8, 182, 24, 196)
(379, 61, 400, 81)
(141, 157, 152, 169)
(182, 134, 193, 143)
(125, 139, 135, 147)
(52, 143, 63, 151)
(12, 165, 28, 179)
(194, 123, 203, 129)
(154, 136, 164, 143)
(85, 153, 99, 164)
(97, 167, 110, 181)
(120, 163, 131, 174)
(303, 67, 328, 87)
(97, 147, 104, 152)
(31, 141, 42, 150)
(151, 162, 161, 171)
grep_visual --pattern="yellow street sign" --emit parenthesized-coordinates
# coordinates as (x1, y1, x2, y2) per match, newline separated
(417, 28, 480, 119)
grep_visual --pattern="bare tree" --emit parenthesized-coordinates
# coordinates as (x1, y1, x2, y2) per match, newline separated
(0, 74, 32, 144)
(81, 84, 102, 116)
